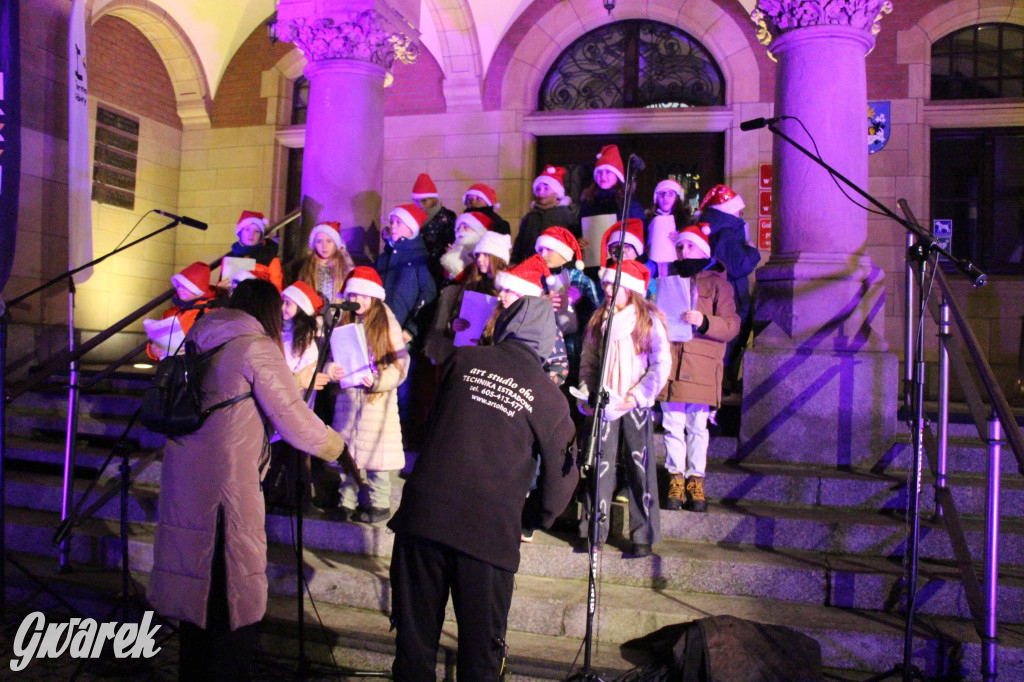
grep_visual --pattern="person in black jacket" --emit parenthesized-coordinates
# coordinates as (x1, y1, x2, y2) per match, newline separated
(387, 296, 578, 681)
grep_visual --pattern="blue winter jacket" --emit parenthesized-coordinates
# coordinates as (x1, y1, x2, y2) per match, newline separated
(375, 235, 437, 343)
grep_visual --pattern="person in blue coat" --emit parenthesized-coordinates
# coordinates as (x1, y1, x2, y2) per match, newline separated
(377, 203, 438, 445)
(696, 185, 761, 387)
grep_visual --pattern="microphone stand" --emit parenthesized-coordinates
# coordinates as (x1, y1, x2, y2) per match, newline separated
(0, 216, 191, 625)
(758, 121, 986, 682)
(570, 155, 643, 682)
(288, 303, 388, 679)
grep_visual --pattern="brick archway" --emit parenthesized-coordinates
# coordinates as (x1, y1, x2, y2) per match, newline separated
(92, 0, 211, 129)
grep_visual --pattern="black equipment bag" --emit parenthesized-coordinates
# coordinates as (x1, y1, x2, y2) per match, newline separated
(140, 339, 252, 436)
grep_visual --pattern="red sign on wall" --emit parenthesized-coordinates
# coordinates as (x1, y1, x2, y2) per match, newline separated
(757, 164, 772, 250)
(758, 218, 772, 250)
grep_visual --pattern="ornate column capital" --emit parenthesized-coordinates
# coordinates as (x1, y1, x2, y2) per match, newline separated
(271, 9, 418, 73)
(752, 0, 893, 48)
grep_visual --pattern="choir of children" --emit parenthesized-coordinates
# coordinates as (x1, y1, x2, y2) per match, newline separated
(147, 145, 751, 554)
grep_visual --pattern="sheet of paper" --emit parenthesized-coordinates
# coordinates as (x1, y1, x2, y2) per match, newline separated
(656, 275, 695, 343)
(330, 323, 374, 389)
(219, 256, 256, 283)
(454, 290, 499, 347)
(143, 316, 186, 354)
(647, 214, 677, 263)
(569, 384, 633, 422)
(581, 213, 617, 267)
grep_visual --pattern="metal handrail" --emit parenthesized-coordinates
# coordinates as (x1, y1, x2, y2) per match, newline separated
(931, 267, 1024, 472)
(4, 208, 300, 402)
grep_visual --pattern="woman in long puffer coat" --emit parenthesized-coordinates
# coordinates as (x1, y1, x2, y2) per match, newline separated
(148, 279, 358, 681)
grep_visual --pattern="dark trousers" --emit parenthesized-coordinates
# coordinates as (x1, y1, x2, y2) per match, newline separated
(178, 508, 259, 682)
(579, 408, 661, 546)
(390, 532, 514, 681)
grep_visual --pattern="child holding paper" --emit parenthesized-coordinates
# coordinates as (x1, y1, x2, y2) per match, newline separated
(535, 226, 601, 385)
(657, 224, 740, 512)
(328, 267, 409, 524)
(145, 261, 215, 361)
(424, 231, 509, 367)
(576, 259, 670, 557)
(225, 210, 283, 290)
(286, 220, 355, 304)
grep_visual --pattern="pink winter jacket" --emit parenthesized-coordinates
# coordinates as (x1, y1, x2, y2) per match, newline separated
(148, 308, 344, 630)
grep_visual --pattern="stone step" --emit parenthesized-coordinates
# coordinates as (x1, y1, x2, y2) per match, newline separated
(4, 405, 166, 450)
(3, 434, 164, 485)
(8, 504, 1024, 627)
(10, 388, 146, 417)
(7, 462, 1024, 573)
(699, 460, 1024, 518)
(7, 523, 1024, 681)
(656, 499, 1024, 568)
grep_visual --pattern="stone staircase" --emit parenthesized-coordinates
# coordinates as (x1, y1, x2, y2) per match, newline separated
(3, 372, 1024, 680)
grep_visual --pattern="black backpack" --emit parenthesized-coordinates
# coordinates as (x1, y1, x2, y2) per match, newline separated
(140, 339, 253, 436)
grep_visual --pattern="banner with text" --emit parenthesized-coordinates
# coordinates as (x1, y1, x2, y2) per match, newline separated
(69, 0, 92, 283)
(0, 0, 21, 294)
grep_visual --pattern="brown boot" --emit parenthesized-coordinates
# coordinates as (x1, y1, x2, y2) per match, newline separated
(666, 473, 686, 510)
(684, 476, 708, 513)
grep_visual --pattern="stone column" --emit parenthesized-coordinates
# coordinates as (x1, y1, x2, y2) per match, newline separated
(740, 1, 897, 467)
(273, 2, 418, 263)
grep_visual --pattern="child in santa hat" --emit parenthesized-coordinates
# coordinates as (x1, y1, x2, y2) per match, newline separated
(646, 179, 693, 269)
(656, 224, 739, 513)
(146, 261, 216, 361)
(512, 166, 581, 265)
(377, 204, 439, 447)
(280, 281, 330, 390)
(490, 254, 568, 387)
(286, 221, 355, 304)
(410, 173, 457, 285)
(579, 145, 646, 257)
(327, 267, 410, 524)
(576, 259, 671, 557)
(534, 226, 601, 384)
(439, 212, 491, 281)
(226, 210, 283, 290)
(462, 182, 511, 236)
(424, 231, 511, 367)
(696, 184, 761, 389)
(596, 218, 657, 299)
(377, 204, 437, 347)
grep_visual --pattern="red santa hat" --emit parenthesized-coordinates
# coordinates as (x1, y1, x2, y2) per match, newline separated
(601, 259, 650, 297)
(455, 211, 493, 236)
(535, 226, 583, 270)
(653, 179, 685, 203)
(462, 183, 500, 210)
(308, 221, 344, 250)
(699, 184, 745, 217)
(674, 223, 713, 259)
(342, 266, 386, 301)
(235, 210, 269, 238)
(594, 145, 625, 184)
(533, 165, 567, 199)
(600, 218, 645, 263)
(231, 264, 277, 289)
(281, 281, 324, 317)
(411, 173, 439, 200)
(171, 261, 211, 298)
(389, 204, 428, 238)
(495, 254, 549, 298)
(474, 231, 512, 263)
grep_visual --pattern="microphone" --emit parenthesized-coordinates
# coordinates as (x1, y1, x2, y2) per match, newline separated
(628, 153, 646, 172)
(327, 301, 361, 313)
(154, 209, 208, 230)
(740, 116, 785, 131)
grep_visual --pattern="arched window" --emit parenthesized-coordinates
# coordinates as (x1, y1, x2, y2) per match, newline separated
(539, 20, 724, 111)
(291, 76, 310, 124)
(932, 23, 1024, 100)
